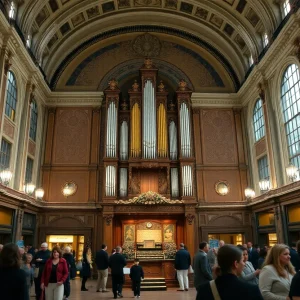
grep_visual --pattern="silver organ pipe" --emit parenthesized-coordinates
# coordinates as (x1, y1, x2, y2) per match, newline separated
(119, 168, 128, 197)
(180, 102, 191, 158)
(106, 102, 117, 157)
(143, 80, 156, 159)
(171, 168, 179, 197)
(120, 121, 128, 160)
(106, 165, 116, 196)
(169, 121, 178, 160)
(182, 165, 192, 196)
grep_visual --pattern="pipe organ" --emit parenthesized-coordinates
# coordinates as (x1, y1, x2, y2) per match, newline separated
(102, 59, 195, 200)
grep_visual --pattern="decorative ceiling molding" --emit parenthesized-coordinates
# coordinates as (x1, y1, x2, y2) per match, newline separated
(49, 25, 240, 91)
(47, 91, 104, 106)
(191, 93, 241, 108)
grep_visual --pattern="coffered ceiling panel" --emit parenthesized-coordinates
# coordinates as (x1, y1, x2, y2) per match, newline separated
(15, 0, 282, 90)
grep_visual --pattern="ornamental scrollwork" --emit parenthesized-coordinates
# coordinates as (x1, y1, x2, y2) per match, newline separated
(185, 213, 195, 225)
(103, 214, 114, 225)
(115, 191, 184, 205)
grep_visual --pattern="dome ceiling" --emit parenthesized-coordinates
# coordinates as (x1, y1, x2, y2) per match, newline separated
(15, 0, 282, 90)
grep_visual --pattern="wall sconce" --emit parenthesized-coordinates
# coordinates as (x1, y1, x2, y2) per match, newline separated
(215, 181, 230, 196)
(0, 169, 13, 186)
(24, 183, 36, 195)
(259, 179, 270, 192)
(35, 188, 44, 200)
(244, 187, 255, 201)
(62, 182, 77, 197)
(286, 163, 298, 182)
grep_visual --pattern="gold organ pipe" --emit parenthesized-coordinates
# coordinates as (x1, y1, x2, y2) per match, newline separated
(158, 104, 168, 157)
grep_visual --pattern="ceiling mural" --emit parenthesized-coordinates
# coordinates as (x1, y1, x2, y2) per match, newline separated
(11, 0, 281, 90)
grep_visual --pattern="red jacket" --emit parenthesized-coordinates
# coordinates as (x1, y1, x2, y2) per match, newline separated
(41, 258, 68, 287)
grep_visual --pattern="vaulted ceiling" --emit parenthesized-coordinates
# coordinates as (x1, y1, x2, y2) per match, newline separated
(15, 0, 283, 91)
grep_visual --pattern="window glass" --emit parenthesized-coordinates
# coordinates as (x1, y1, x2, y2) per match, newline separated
(5, 71, 17, 121)
(258, 155, 269, 180)
(25, 157, 33, 184)
(281, 64, 300, 169)
(0, 139, 11, 170)
(29, 101, 38, 141)
(253, 99, 265, 142)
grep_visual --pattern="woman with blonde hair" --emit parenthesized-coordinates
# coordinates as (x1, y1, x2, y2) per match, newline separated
(259, 244, 295, 300)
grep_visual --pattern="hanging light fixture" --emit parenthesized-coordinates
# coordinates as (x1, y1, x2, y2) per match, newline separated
(244, 187, 255, 200)
(0, 169, 13, 186)
(35, 188, 44, 200)
(259, 179, 270, 192)
(24, 183, 35, 195)
(286, 163, 298, 182)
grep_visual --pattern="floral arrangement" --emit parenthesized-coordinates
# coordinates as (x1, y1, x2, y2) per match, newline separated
(163, 242, 177, 259)
(122, 242, 135, 260)
(115, 191, 184, 205)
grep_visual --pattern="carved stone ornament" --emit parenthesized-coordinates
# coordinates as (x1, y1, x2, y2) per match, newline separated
(144, 58, 153, 68)
(168, 99, 176, 111)
(115, 191, 184, 205)
(178, 79, 187, 91)
(4, 57, 12, 75)
(186, 213, 195, 225)
(158, 80, 165, 92)
(258, 83, 265, 102)
(108, 78, 118, 90)
(121, 98, 128, 110)
(103, 214, 114, 225)
(132, 33, 161, 57)
(132, 80, 140, 92)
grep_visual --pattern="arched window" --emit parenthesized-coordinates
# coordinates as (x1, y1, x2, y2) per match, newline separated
(5, 71, 17, 121)
(281, 64, 300, 168)
(253, 99, 265, 142)
(29, 100, 38, 141)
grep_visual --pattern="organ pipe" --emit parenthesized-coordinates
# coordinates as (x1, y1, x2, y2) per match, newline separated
(182, 165, 192, 196)
(120, 121, 128, 160)
(180, 102, 191, 158)
(158, 103, 168, 157)
(106, 102, 117, 157)
(169, 121, 178, 160)
(130, 103, 141, 157)
(171, 168, 179, 197)
(106, 165, 116, 196)
(143, 80, 156, 159)
(119, 168, 128, 197)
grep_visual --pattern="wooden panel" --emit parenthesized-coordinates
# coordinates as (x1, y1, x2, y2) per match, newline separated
(201, 109, 238, 165)
(140, 170, 158, 193)
(203, 169, 242, 202)
(52, 108, 91, 165)
(48, 171, 89, 202)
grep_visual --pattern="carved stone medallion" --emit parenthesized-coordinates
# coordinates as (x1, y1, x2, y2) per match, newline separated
(132, 33, 161, 57)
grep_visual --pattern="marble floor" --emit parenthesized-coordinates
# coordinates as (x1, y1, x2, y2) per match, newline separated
(31, 279, 197, 300)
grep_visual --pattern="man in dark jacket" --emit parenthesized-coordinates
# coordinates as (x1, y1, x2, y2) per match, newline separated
(33, 242, 51, 300)
(175, 242, 191, 291)
(95, 243, 109, 292)
(108, 246, 127, 299)
(247, 242, 259, 270)
(63, 246, 75, 300)
(290, 242, 300, 272)
(193, 241, 212, 291)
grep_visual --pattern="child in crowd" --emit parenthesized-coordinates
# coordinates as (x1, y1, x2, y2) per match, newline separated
(130, 258, 144, 298)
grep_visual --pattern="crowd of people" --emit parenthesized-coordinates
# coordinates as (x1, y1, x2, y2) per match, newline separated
(1, 239, 300, 299)
(0, 242, 145, 300)
(185, 240, 300, 300)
